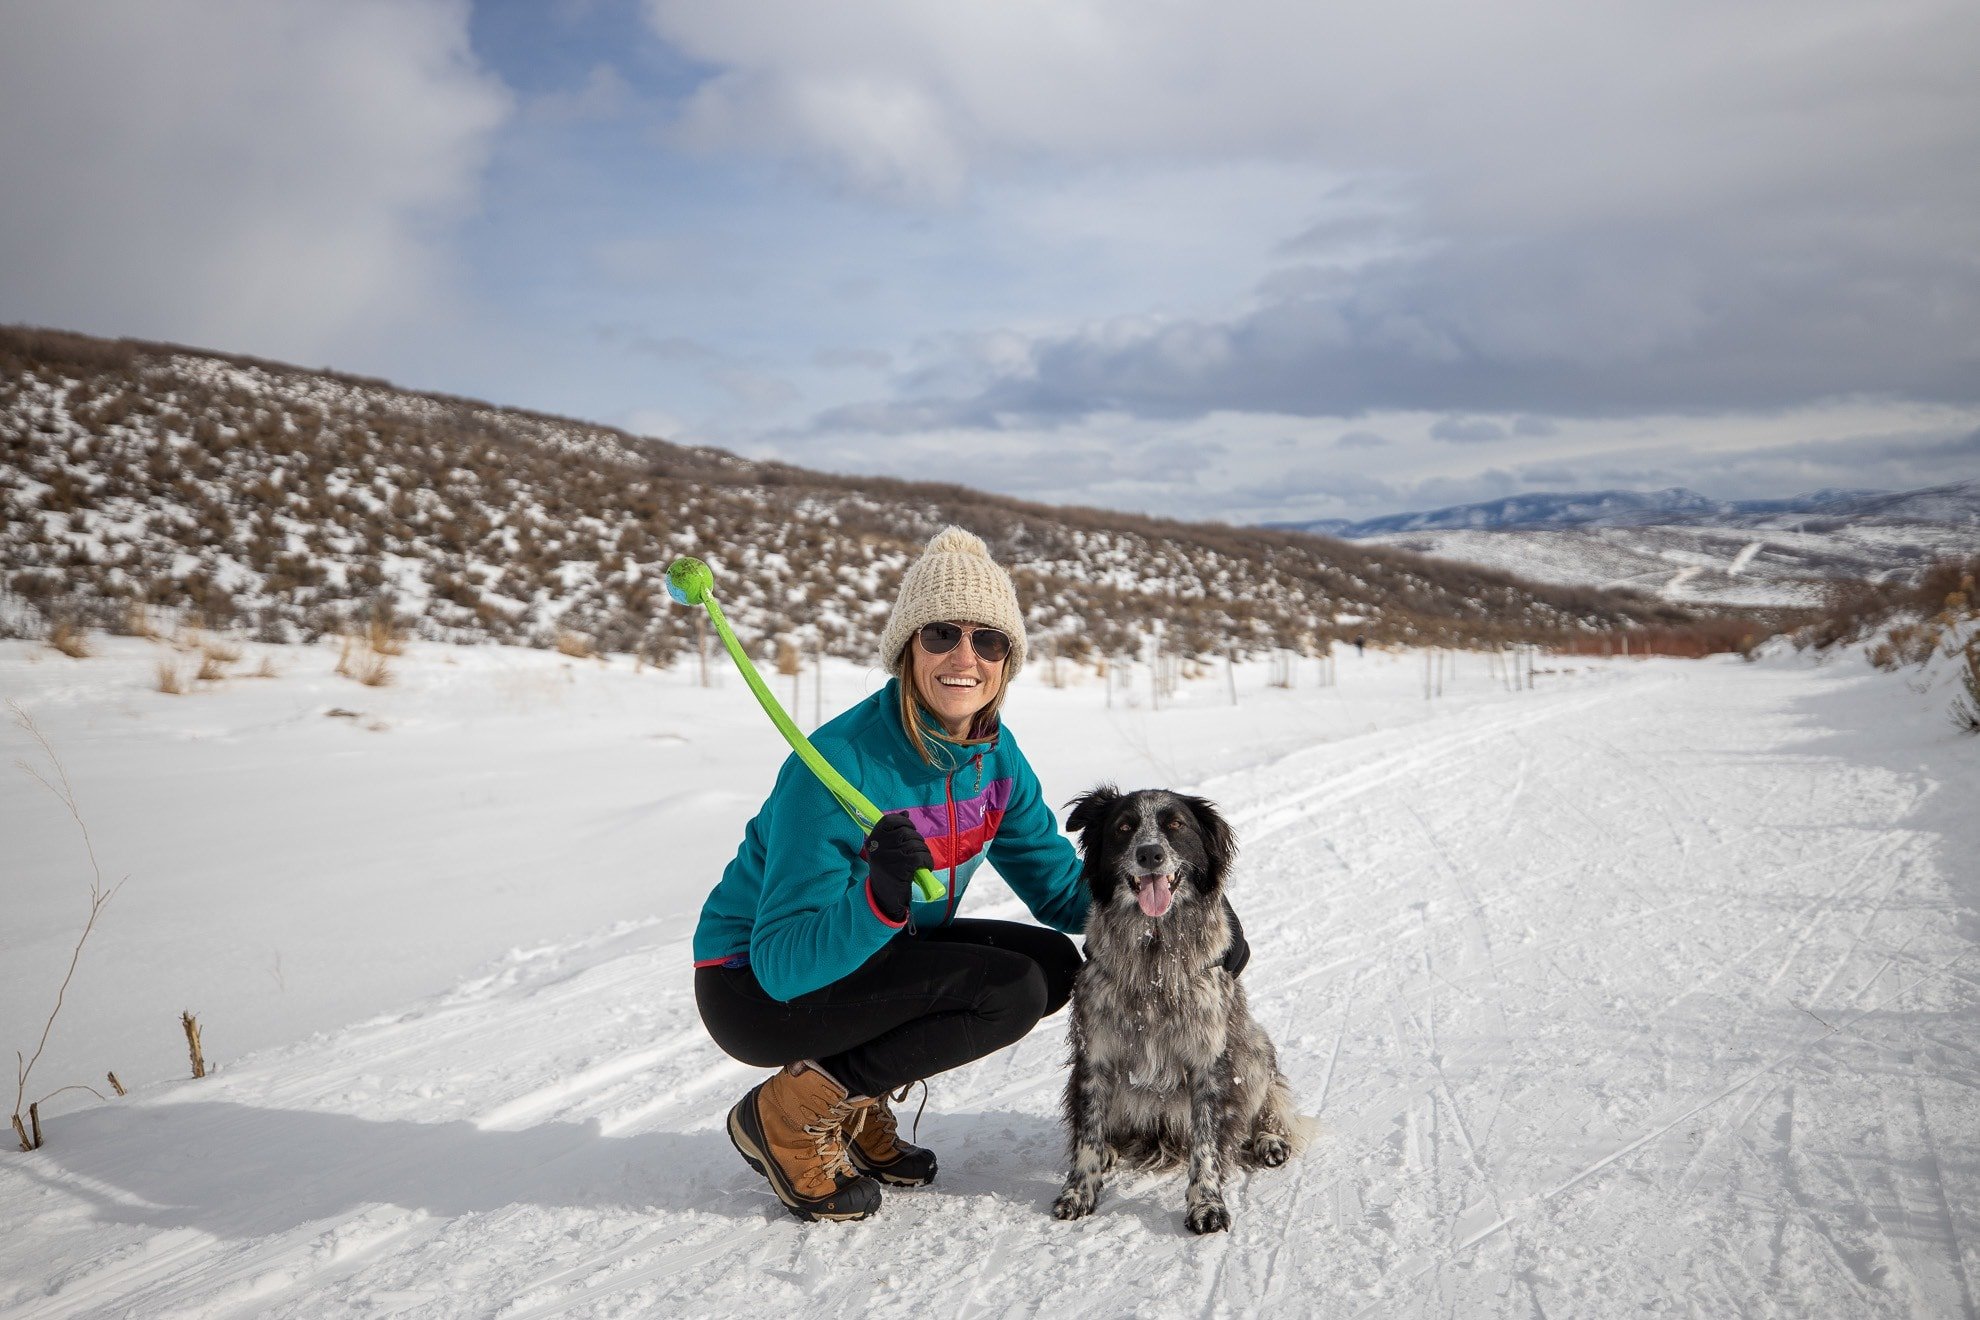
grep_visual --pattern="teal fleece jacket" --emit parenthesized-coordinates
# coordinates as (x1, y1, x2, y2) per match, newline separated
(692, 679, 1089, 1002)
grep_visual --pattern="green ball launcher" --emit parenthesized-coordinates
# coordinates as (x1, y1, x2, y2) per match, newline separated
(665, 556, 945, 904)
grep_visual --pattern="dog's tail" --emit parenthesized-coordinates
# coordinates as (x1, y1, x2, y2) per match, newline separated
(1272, 1076, 1321, 1157)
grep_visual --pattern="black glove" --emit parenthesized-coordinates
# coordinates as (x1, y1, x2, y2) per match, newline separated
(1220, 898, 1250, 977)
(864, 812, 933, 922)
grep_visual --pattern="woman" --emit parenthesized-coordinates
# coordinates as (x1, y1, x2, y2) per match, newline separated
(692, 526, 1246, 1223)
(692, 526, 1088, 1222)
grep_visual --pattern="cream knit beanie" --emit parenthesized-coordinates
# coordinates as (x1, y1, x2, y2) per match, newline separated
(878, 526, 1028, 681)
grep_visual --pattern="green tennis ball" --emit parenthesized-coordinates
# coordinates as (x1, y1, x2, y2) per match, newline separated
(666, 557, 715, 606)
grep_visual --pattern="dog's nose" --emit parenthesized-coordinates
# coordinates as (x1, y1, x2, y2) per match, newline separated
(1134, 844, 1167, 872)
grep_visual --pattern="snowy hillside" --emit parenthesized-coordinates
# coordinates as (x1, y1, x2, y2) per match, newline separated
(4, 636, 1977, 1317)
(2, 326, 1687, 663)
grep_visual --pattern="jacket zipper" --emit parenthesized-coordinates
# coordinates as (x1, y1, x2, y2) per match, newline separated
(944, 768, 959, 924)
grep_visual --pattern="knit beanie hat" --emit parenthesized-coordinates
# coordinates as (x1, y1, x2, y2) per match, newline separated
(879, 526, 1028, 682)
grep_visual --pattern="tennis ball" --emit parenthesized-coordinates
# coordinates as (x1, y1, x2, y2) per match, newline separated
(666, 557, 715, 606)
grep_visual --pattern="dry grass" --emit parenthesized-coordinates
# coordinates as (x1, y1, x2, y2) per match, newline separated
(555, 630, 597, 659)
(365, 615, 407, 657)
(335, 634, 395, 686)
(1867, 622, 1939, 671)
(201, 637, 242, 665)
(1952, 638, 1980, 735)
(48, 619, 92, 658)
(123, 602, 161, 640)
(354, 652, 393, 687)
(154, 658, 187, 694)
(194, 653, 228, 682)
(249, 654, 279, 679)
(774, 637, 800, 677)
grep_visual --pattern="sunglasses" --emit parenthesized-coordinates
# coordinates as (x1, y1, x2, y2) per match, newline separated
(917, 621, 1012, 664)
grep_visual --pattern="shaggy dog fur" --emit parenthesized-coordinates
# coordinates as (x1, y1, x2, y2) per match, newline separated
(1053, 786, 1309, 1234)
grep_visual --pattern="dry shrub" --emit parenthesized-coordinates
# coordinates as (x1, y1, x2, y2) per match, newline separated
(1951, 637, 1980, 735)
(201, 637, 242, 665)
(123, 602, 162, 640)
(48, 619, 92, 659)
(1558, 618, 1761, 659)
(195, 653, 228, 682)
(366, 614, 407, 657)
(354, 652, 393, 687)
(1872, 623, 1938, 669)
(154, 658, 187, 694)
(334, 634, 394, 686)
(555, 630, 597, 659)
(249, 655, 279, 679)
(774, 637, 801, 677)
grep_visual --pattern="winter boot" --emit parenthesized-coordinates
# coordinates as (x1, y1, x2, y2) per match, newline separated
(727, 1062, 883, 1222)
(845, 1083, 938, 1187)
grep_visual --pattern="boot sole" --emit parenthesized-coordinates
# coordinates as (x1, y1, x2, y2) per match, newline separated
(846, 1147, 936, 1187)
(727, 1092, 879, 1223)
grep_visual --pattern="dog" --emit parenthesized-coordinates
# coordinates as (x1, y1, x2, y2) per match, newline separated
(1053, 786, 1308, 1234)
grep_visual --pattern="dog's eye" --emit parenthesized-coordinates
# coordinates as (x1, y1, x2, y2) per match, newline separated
(1162, 816, 1182, 833)
(1115, 818, 1133, 834)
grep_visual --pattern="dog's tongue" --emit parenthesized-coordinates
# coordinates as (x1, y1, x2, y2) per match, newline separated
(1137, 874, 1174, 919)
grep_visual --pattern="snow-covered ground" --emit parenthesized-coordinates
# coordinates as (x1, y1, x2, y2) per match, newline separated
(2, 637, 1976, 1317)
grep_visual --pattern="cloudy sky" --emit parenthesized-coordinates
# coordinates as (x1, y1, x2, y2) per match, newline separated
(4, 0, 1978, 525)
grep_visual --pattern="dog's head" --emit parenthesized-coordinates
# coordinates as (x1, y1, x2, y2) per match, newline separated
(1064, 785, 1236, 920)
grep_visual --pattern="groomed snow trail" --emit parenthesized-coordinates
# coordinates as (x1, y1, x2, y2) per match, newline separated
(3, 658, 1976, 1318)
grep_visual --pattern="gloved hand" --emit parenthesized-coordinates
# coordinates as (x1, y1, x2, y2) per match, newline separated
(1220, 898, 1250, 977)
(865, 812, 933, 922)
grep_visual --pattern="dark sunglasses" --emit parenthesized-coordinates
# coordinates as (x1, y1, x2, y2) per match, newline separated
(917, 621, 1012, 664)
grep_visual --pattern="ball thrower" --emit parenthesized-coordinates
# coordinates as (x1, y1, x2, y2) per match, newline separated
(665, 556, 945, 903)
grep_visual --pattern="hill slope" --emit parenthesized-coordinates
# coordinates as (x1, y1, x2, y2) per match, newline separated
(2, 326, 1687, 659)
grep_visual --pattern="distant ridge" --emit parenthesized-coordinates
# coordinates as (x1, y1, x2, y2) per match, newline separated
(1265, 483, 1980, 540)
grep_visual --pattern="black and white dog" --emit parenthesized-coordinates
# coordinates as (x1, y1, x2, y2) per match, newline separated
(1053, 786, 1308, 1234)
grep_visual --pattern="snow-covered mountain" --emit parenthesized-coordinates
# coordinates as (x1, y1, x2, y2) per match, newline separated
(1270, 481, 1980, 608)
(2, 326, 1689, 658)
(1271, 483, 1978, 538)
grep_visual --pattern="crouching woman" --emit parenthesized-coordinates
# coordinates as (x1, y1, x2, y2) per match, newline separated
(691, 526, 1091, 1222)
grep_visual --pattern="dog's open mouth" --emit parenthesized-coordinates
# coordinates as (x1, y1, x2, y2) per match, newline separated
(1128, 873, 1176, 919)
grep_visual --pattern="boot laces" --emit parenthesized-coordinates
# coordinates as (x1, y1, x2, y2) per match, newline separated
(805, 1099, 861, 1181)
(873, 1080, 929, 1146)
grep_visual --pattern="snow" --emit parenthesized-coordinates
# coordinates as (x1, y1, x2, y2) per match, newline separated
(2, 638, 1977, 1317)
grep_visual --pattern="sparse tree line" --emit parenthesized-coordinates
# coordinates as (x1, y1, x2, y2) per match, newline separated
(6, 325, 1700, 671)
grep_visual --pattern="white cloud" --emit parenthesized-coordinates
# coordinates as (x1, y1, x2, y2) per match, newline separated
(641, 0, 1980, 428)
(0, 0, 509, 362)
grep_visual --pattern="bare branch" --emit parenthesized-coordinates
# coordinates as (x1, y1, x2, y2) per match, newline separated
(9, 702, 122, 1144)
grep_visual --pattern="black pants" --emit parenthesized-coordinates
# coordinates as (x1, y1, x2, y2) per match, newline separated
(695, 919, 1082, 1098)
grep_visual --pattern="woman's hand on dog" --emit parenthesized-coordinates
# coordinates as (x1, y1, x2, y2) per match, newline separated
(865, 812, 934, 921)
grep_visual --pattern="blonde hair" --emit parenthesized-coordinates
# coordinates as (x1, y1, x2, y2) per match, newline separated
(896, 639, 1008, 767)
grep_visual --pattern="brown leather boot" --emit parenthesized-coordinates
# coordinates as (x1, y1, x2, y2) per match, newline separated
(727, 1063, 883, 1222)
(845, 1084, 938, 1187)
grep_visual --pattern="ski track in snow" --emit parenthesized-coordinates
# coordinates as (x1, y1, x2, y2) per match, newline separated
(4, 656, 1978, 1318)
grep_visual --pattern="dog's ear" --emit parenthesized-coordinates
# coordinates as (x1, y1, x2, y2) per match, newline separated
(1064, 784, 1122, 852)
(1179, 794, 1237, 890)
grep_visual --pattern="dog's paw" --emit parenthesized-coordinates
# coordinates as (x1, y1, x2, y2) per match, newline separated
(1052, 1186, 1097, 1221)
(1252, 1133, 1292, 1167)
(1185, 1200, 1231, 1235)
